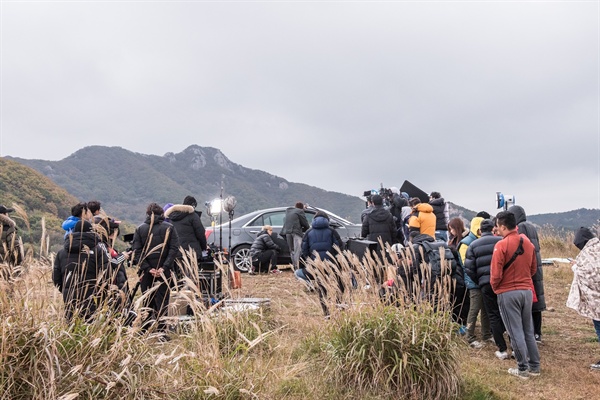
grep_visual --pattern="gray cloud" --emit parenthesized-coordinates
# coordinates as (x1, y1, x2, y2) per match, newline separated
(1, 1, 597, 215)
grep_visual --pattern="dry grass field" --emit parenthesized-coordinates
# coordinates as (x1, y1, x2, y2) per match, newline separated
(233, 261, 600, 400)
(2, 227, 599, 399)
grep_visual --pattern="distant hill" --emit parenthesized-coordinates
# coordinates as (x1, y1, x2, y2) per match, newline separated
(7, 145, 366, 225)
(6, 145, 599, 236)
(0, 158, 80, 247)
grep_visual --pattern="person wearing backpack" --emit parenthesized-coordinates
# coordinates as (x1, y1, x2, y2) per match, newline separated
(490, 211, 540, 379)
(409, 232, 464, 308)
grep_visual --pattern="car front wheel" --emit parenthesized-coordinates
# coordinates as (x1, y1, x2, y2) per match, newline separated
(231, 244, 252, 273)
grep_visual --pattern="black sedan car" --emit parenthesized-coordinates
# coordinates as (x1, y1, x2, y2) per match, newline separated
(205, 206, 362, 272)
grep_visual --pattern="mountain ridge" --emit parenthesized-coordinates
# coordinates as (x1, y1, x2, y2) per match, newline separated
(5, 145, 599, 233)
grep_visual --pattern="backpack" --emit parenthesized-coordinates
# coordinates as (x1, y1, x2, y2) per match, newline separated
(421, 240, 457, 282)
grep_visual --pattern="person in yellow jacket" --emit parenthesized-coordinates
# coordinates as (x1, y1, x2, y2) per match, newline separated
(407, 198, 436, 239)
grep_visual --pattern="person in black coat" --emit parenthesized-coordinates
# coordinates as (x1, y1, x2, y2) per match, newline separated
(53, 220, 110, 322)
(165, 196, 208, 274)
(249, 225, 281, 274)
(361, 195, 397, 251)
(508, 205, 546, 343)
(464, 219, 507, 355)
(132, 203, 180, 336)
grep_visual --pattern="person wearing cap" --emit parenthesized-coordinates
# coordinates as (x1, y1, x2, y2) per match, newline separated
(567, 226, 600, 370)
(0, 205, 22, 267)
(132, 203, 180, 337)
(164, 196, 208, 277)
(52, 220, 110, 322)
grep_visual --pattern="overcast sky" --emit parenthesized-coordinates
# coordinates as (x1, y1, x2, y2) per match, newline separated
(1, 0, 598, 216)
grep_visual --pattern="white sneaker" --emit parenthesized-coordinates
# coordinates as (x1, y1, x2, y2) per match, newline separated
(508, 368, 529, 379)
(469, 341, 483, 349)
(495, 350, 509, 360)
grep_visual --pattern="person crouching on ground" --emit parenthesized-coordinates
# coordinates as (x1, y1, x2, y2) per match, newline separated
(249, 225, 281, 274)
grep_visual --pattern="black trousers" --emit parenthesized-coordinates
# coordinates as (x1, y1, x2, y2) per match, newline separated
(253, 250, 278, 273)
(140, 276, 170, 333)
(481, 284, 507, 352)
(532, 311, 542, 337)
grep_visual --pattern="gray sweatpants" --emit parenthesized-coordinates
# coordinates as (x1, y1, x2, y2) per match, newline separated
(498, 289, 540, 372)
(286, 233, 303, 270)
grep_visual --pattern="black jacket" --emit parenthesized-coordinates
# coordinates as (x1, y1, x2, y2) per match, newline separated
(52, 231, 109, 321)
(165, 204, 207, 257)
(464, 232, 502, 287)
(429, 198, 448, 231)
(280, 207, 310, 237)
(508, 205, 546, 311)
(250, 230, 280, 257)
(132, 215, 180, 280)
(410, 234, 464, 292)
(361, 206, 396, 248)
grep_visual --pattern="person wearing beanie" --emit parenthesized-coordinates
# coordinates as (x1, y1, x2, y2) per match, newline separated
(361, 194, 397, 252)
(132, 202, 180, 338)
(464, 219, 505, 353)
(0, 204, 22, 267)
(52, 218, 110, 322)
(508, 205, 546, 344)
(567, 227, 600, 370)
(280, 202, 310, 270)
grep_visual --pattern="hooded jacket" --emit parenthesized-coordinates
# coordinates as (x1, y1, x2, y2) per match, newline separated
(408, 203, 436, 238)
(301, 216, 343, 261)
(52, 230, 109, 321)
(410, 233, 464, 293)
(61, 216, 81, 238)
(508, 205, 546, 311)
(429, 197, 449, 231)
(132, 214, 180, 279)
(281, 207, 310, 237)
(165, 204, 207, 258)
(567, 232, 600, 320)
(361, 205, 397, 247)
(458, 217, 483, 289)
